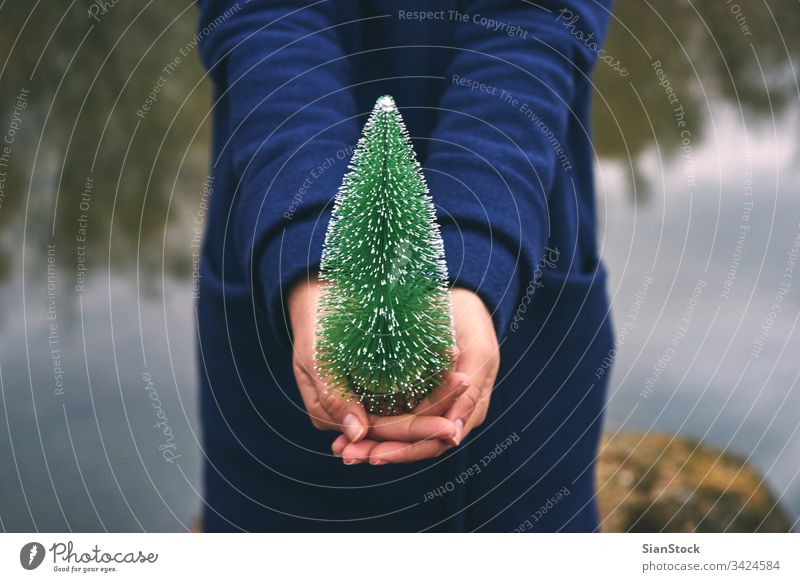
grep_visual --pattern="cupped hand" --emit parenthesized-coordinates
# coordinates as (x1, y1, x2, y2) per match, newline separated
(288, 279, 476, 449)
(328, 287, 500, 465)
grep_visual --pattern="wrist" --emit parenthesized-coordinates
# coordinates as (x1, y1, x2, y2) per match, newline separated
(451, 286, 493, 321)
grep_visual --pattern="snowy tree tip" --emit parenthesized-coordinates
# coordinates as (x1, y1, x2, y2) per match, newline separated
(376, 95, 395, 112)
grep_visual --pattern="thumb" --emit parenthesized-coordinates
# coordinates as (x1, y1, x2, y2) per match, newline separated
(317, 379, 369, 443)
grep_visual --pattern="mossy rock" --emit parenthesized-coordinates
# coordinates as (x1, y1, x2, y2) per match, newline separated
(596, 432, 792, 532)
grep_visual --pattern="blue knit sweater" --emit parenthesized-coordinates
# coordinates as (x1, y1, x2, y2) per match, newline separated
(197, 0, 612, 339)
(195, 0, 615, 532)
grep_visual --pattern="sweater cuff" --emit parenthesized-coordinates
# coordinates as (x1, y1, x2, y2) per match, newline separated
(259, 194, 529, 348)
(440, 224, 522, 338)
(259, 215, 523, 347)
(424, 162, 541, 339)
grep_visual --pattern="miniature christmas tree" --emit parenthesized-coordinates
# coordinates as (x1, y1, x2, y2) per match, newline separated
(315, 95, 454, 416)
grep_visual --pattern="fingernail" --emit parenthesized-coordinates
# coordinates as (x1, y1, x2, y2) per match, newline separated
(343, 414, 365, 442)
(454, 382, 469, 398)
(343, 458, 356, 465)
(446, 420, 463, 447)
(452, 419, 464, 446)
(370, 459, 386, 466)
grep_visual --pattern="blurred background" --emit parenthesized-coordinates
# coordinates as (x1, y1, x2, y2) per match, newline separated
(0, 1, 798, 532)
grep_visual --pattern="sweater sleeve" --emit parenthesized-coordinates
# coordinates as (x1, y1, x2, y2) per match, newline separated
(424, 0, 612, 335)
(196, 0, 360, 340)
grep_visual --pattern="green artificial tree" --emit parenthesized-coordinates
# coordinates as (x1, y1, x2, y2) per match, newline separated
(315, 95, 455, 416)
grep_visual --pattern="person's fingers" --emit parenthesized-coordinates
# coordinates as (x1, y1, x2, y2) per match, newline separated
(294, 355, 368, 442)
(317, 379, 370, 443)
(444, 379, 482, 427)
(315, 368, 468, 443)
(293, 359, 337, 430)
(341, 438, 380, 465)
(367, 414, 459, 445)
(411, 371, 470, 417)
(368, 438, 454, 465)
(444, 344, 496, 426)
(445, 376, 493, 443)
(459, 399, 489, 446)
(463, 388, 491, 432)
(331, 434, 349, 456)
(290, 278, 370, 440)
